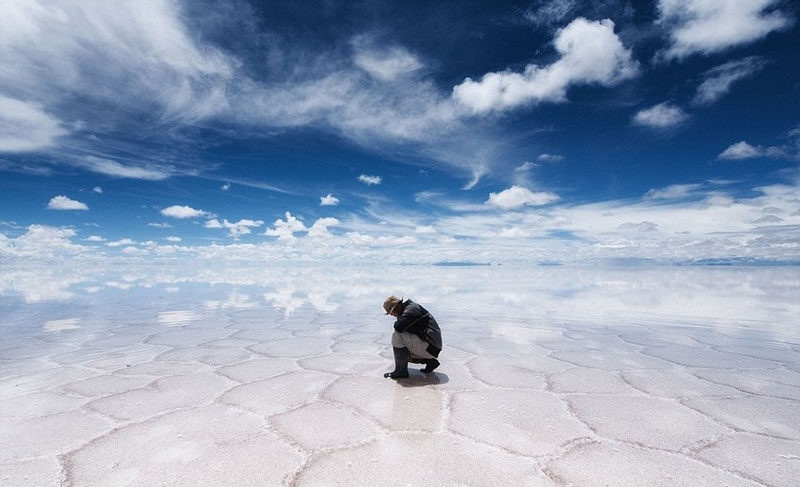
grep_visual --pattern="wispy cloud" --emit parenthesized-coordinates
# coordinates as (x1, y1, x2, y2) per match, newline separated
(414, 225, 436, 234)
(0, 1, 234, 181)
(77, 156, 171, 180)
(657, 0, 791, 60)
(523, 0, 578, 27)
(693, 56, 768, 105)
(0, 95, 67, 152)
(201, 176, 297, 195)
(107, 238, 136, 247)
(345, 232, 417, 247)
(718, 141, 785, 160)
(0, 0, 234, 125)
(92, 186, 103, 194)
(644, 183, 703, 200)
(497, 227, 530, 238)
(618, 221, 659, 232)
(148, 222, 173, 228)
(537, 153, 564, 162)
(452, 18, 638, 113)
(47, 195, 88, 210)
(0, 1, 632, 189)
(352, 36, 423, 81)
(633, 103, 689, 129)
(161, 205, 211, 219)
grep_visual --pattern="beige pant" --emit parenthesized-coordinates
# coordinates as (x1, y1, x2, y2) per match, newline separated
(391, 331, 436, 360)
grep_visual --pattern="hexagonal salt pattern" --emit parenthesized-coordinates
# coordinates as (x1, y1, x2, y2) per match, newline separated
(564, 394, 730, 451)
(66, 405, 302, 486)
(449, 389, 591, 456)
(696, 433, 800, 487)
(292, 434, 555, 487)
(2, 265, 799, 487)
(547, 440, 764, 487)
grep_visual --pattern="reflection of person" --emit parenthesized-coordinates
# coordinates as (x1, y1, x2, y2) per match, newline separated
(382, 295, 442, 379)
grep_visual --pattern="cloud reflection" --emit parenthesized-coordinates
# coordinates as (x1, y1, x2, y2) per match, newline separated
(1, 264, 799, 341)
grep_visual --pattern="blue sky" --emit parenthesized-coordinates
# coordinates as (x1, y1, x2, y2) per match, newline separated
(1, 0, 799, 263)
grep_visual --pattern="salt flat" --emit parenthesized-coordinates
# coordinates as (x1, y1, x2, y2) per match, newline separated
(1, 265, 799, 486)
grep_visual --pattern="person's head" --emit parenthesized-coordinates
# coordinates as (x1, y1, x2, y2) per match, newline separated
(383, 295, 403, 317)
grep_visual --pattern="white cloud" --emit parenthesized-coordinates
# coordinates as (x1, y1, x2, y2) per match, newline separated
(47, 195, 88, 211)
(0, 0, 505, 186)
(524, 0, 577, 26)
(632, 103, 688, 129)
(320, 194, 340, 206)
(205, 291, 258, 310)
(452, 18, 638, 113)
(79, 156, 170, 180)
(718, 141, 785, 160)
(224, 219, 263, 238)
(515, 161, 537, 172)
(645, 183, 703, 199)
(0, 0, 234, 124)
(537, 153, 564, 162)
(751, 214, 783, 224)
(358, 174, 382, 185)
(0, 224, 86, 259)
(5, 180, 800, 264)
(161, 205, 210, 219)
(657, 0, 791, 60)
(618, 221, 659, 232)
(0, 95, 66, 152)
(414, 225, 436, 234)
(92, 186, 103, 194)
(693, 56, 767, 105)
(166, 236, 181, 242)
(221, 182, 231, 191)
(264, 212, 307, 241)
(498, 227, 530, 238)
(235, 59, 462, 149)
(148, 222, 173, 228)
(107, 238, 136, 247)
(205, 218, 264, 239)
(486, 186, 559, 210)
(353, 39, 423, 81)
(307, 217, 340, 238)
(346, 232, 418, 247)
(718, 141, 761, 160)
(86, 235, 105, 242)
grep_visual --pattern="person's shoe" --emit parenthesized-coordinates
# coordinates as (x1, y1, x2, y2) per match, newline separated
(384, 347, 409, 379)
(421, 359, 440, 373)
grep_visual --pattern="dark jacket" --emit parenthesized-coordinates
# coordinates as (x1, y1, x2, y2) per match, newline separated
(393, 299, 442, 357)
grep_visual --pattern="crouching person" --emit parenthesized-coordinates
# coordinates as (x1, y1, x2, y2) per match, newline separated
(382, 295, 442, 379)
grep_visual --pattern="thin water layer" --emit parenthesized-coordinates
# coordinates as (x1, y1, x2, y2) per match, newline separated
(1, 265, 799, 486)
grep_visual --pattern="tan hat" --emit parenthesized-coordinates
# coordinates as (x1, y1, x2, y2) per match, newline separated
(383, 295, 403, 315)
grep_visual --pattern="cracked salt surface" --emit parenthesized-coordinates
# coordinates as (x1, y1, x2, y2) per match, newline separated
(1, 265, 799, 486)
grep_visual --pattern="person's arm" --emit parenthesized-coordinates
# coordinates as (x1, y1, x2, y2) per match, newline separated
(393, 303, 429, 333)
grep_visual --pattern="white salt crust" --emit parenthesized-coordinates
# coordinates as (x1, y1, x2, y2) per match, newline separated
(2, 266, 799, 486)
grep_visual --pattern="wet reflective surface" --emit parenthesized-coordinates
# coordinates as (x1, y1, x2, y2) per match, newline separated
(1, 265, 799, 486)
